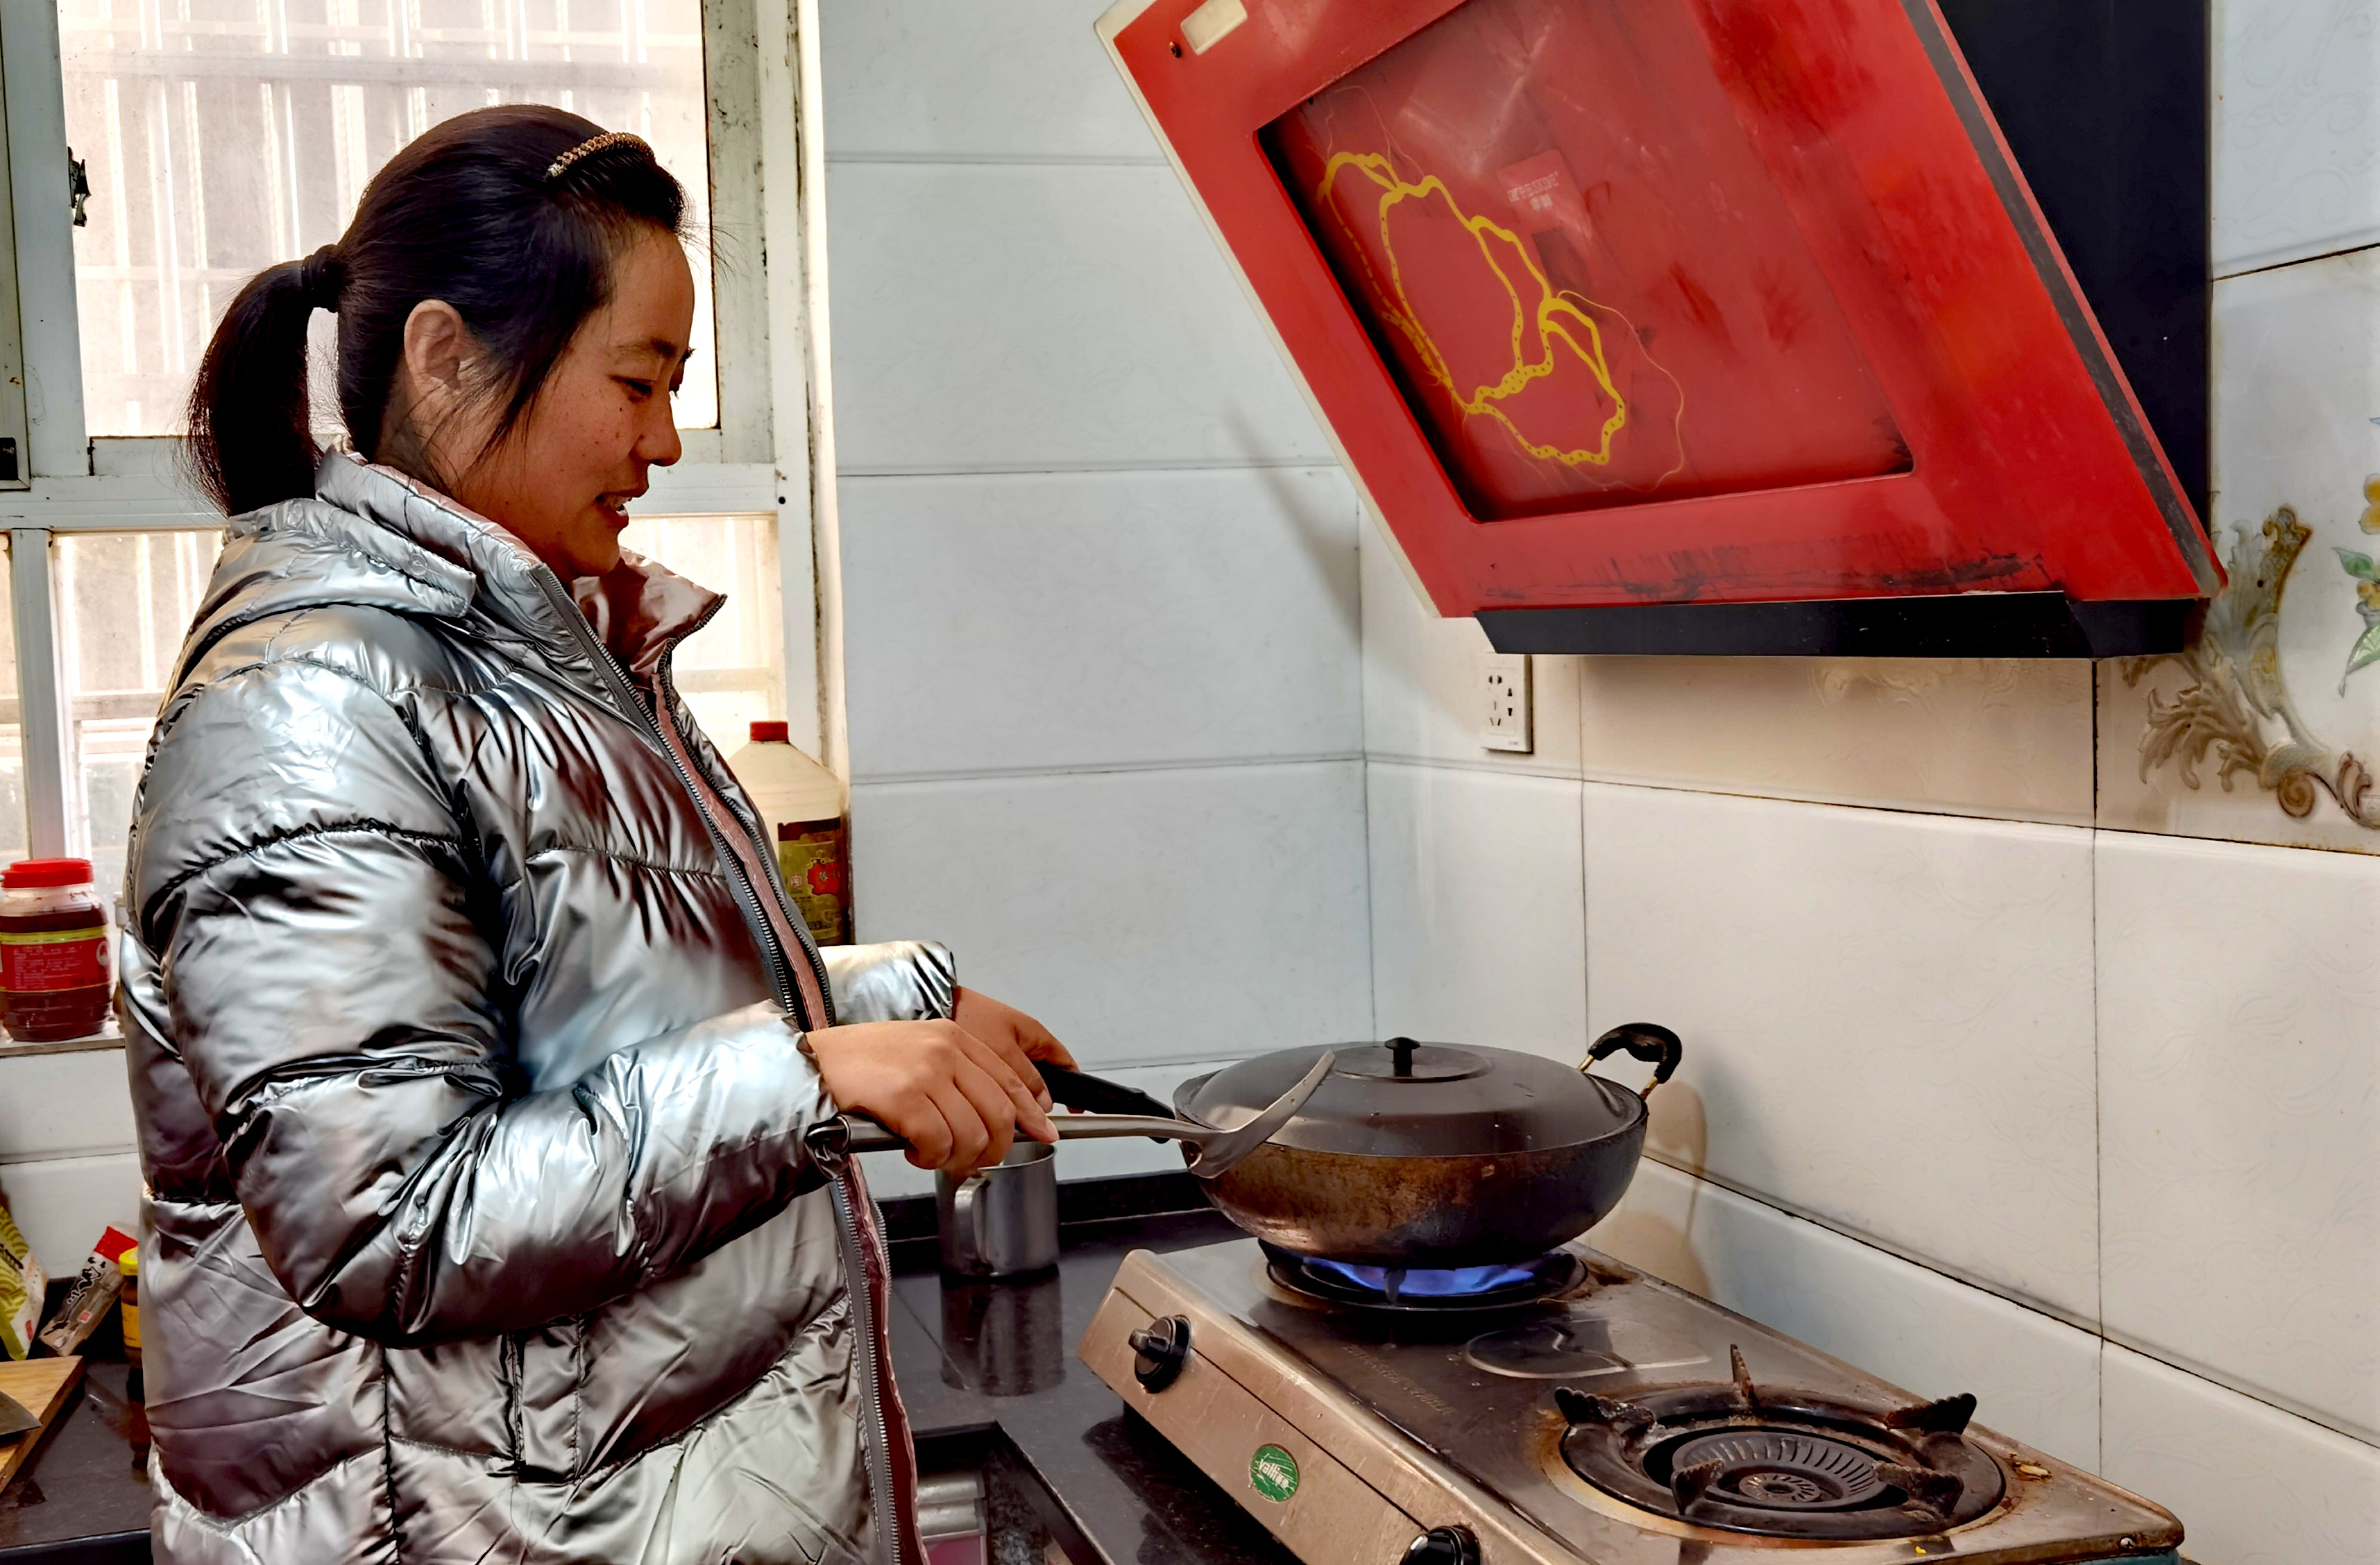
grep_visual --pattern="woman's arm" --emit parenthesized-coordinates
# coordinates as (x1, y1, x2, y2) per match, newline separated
(131, 656, 840, 1344)
(820, 944, 1075, 1070)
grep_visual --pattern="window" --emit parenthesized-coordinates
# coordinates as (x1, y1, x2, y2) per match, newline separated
(0, 0, 830, 1045)
(0, 547, 26, 870)
(621, 511, 782, 743)
(58, 529, 218, 893)
(56, 0, 720, 436)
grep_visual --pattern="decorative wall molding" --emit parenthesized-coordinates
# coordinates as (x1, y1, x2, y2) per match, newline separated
(2126, 506, 2380, 826)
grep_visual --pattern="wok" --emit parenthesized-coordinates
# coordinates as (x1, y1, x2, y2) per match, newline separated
(804, 1024, 1680, 1271)
(1168, 1025, 1682, 1269)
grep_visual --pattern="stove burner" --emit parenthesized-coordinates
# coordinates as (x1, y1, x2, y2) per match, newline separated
(1263, 1245, 1583, 1311)
(1665, 1430, 1885, 1511)
(1309, 1258, 1538, 1299)
(1463, 1314, 1711, 1380)
(1556, 1346, 2005, 1540)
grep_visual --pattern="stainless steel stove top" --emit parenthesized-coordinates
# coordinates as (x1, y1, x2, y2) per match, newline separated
(1078, 1238, 2180, 1565)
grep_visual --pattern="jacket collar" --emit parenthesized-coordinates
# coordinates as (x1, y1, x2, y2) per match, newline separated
(312, 450, 724, 688)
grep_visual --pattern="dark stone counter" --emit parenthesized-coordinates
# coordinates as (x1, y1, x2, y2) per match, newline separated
(885, 1188, 1295, 1565)
(0, 1358, 151, 1564)
(0, 1177, 1289, 1565)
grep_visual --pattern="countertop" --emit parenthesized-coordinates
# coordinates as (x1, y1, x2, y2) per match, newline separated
(888, 1201, 1297, 1565)
(0, 1183, 1295, 1565)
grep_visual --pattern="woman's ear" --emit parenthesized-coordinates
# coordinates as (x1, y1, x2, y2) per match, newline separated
(401, 299, 473, 406)
(382, 299, 490, 485)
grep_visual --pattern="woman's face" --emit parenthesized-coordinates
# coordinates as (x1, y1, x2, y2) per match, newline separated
(400, 225, 695, 580)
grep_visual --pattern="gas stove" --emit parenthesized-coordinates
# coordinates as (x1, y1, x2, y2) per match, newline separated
(1079, 1240, 2180, 1564)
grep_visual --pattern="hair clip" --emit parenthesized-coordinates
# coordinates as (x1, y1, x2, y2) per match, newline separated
(544, 131, 649, 183)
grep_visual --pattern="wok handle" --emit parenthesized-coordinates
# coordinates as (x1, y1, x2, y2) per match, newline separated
(1035, 1061, 1175, 1120)
(1585, 1023, 1683, 1101)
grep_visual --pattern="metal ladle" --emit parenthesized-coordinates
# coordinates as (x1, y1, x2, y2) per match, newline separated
(804, 1051, 1336, 1178)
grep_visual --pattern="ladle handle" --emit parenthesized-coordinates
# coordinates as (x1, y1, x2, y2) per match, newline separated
(1586, 1023, 1684, 1101)
(803, 1111, 1205, 1174)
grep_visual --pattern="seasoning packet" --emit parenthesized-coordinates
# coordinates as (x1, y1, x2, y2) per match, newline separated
(35, 1224, 137, 1357)
(0, 1197, 41, 1360)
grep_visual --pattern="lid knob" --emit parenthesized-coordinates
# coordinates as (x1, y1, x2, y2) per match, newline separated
(1388, 1037, 1419, 1077)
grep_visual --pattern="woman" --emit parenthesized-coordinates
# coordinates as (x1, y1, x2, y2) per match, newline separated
(118, 106, 1064, 1565)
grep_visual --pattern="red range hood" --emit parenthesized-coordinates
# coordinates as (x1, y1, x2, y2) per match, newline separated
(1097, 0, 2217, 656)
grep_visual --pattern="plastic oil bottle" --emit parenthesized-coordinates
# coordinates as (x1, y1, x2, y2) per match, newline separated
(729, 721, 853, 948)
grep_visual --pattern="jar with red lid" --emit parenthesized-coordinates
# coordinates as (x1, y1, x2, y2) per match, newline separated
(0, 858, 113, 1043)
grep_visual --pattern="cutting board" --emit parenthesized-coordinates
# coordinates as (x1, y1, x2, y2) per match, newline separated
(0, 1356, 83, 1491)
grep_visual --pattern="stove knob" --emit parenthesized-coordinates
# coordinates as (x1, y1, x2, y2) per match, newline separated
(1128, 1315, 1191, 1392)
(1400, 1525, 1479, 1565)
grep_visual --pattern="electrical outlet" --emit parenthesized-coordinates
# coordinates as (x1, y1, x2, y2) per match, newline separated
(1481, 653, 1532, 753)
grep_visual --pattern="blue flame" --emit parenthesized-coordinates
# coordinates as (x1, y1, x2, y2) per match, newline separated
(1307, 1258, 1541, 1298)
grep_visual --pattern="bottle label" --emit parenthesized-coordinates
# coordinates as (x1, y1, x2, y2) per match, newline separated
(776, 818, 853, 948)
(0, 925, 109, 991)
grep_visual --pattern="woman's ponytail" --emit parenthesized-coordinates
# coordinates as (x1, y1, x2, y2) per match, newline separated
(185, 244, 342, 517)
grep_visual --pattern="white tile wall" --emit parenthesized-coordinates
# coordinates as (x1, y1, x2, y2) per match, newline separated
(0, 1151, 143, 1279)
(841, 467, 1361, 780)
(2098, 830, 2380, 1445)
(821, 0, 1161, 162)
(1579, 657, 2094, 826)
(824, 162, 1329, 476)
(2105, 1342, 2380, 1565)
(850, 762, 1371, 1068)
(1582, 784, 2100, 1323)
(822, 6, 1372, 1100)
(1358, 517, 1583, 778)
(2215, 0, 2380, 275)
(0, 1047, 135, 1161)
(1364, 762, 1586, 1059)
(1598, 1160, 2102, 1469)
(0, 1047, 142, 1276)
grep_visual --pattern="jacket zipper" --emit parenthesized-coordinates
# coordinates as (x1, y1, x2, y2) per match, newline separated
(831, 1179, 904, 1565)
(528, 566, 909, 1565)
(524, 570, 810, 1017)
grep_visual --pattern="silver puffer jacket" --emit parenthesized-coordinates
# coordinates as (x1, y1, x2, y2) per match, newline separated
(117, 451, 931, 1565)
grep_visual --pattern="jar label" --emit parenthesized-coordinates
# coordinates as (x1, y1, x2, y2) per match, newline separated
(0, 925, 109, 991)
(776, 817, 852, 948)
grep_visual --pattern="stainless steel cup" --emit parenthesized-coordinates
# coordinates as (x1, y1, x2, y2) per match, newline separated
(936, 1140, 1059, 1278)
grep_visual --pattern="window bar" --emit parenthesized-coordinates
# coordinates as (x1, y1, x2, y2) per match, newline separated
(0, 3, 90, 477)
(10, 529, 67, 856)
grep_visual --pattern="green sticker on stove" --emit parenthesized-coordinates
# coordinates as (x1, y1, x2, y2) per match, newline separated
(1250, 1444, 1300, 1503)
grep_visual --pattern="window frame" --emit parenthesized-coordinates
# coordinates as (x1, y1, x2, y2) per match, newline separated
(0, 0, 839, 867)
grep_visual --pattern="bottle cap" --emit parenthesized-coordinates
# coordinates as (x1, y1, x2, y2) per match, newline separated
(4, 857, 94, 889)
(749, 721, 790, 743)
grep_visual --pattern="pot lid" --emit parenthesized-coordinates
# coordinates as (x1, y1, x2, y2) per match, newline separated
(1176, 1038, 1643, 1158)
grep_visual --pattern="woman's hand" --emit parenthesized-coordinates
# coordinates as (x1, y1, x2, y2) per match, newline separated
(952, 987, 1077, 1071)
(808, 1019, 1057, 1175)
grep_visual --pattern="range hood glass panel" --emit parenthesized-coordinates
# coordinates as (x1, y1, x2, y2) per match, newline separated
(1264, 0, 1908, 522)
